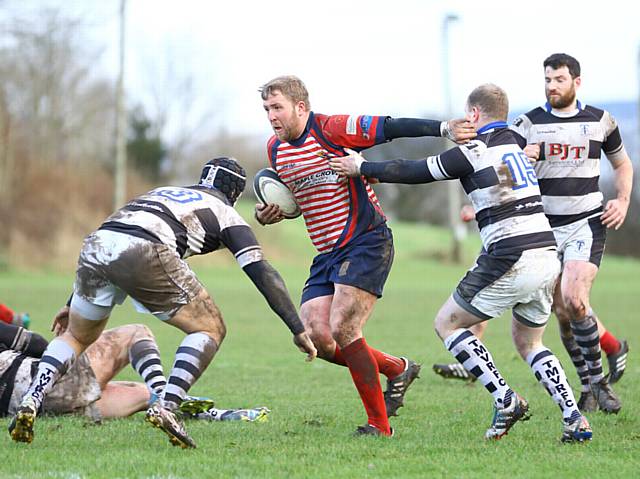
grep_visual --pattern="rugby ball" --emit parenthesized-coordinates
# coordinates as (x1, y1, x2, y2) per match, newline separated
(253, 168, 301, 219)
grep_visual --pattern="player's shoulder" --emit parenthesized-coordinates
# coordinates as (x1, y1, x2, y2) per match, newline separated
(456, 139, 488, 159)
(582, 104, 607, 121)
(520, 106, 548, 124)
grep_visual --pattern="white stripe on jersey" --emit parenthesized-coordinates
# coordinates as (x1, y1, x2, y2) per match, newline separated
(426, 155, 451, 180)
(511, 105, 622, 220)
(541, 192, 604, 216)
(275, 137, 380, 253)
(455, 131, 554, 253)
(105, 187, 249, 258)
(479, 213, 552, 251)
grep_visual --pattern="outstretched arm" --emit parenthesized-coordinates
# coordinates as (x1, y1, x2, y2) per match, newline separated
(329, 147, 474, 184)
(384, 117, 476, 144)
(242, 261, 317, 361)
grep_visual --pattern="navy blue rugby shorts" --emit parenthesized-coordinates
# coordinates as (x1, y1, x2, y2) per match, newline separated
(300, 224, 394, 304)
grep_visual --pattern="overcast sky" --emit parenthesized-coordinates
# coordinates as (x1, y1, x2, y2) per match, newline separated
(5, 0, 640, 139)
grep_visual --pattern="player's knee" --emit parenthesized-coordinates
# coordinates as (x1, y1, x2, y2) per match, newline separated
(130, 323, 154, 342)
(512, 333, 536, 360)
(433, 313, 451, 340)
(564, 296, 588, 320)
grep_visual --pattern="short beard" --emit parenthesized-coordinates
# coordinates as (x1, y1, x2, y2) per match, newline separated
(546, 86, 576, 109)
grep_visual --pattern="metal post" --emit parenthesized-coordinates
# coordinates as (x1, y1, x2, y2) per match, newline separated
(442, 13, 464, 263)
(114, 0, 127, 210)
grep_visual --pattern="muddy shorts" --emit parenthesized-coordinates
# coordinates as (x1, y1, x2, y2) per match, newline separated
(71, 229, 203, 321)
(454, 247, 560, 327)
(301, 224, 394, 304)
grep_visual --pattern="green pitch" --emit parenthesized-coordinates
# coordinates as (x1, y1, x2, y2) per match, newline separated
(1, 211, 638, 478)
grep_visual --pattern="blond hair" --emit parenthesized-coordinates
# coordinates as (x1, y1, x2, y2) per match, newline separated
(259, 75, 311, 110)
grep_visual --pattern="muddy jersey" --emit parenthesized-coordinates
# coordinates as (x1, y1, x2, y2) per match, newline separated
(268, 112, 388, 253)
(511, 102, 624, 227)
(0, 350, 35, 415)
(99, 186, 263, 267)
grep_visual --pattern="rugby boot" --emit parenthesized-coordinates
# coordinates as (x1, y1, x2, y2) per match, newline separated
(606, 339, 628, 384)
(9, 397, 37, 444)
(485, 393, 530, 440)
(353, 424, 394, 437)
(146, 404, 196, 449)
(561, 414, 592, 443)
(591, 377, 621, 414)
(178, 396, 215, 416)
(432, 362, 477, 382)
(384, 358, 421, 417)
(577, 390, 598, 413)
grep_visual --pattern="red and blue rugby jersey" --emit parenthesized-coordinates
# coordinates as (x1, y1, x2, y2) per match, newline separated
(268, 113, 387, 253)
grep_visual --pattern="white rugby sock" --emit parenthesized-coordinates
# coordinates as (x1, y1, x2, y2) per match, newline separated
(444, 329, 512, 407)
(527, 347, 581, 423)
(25, 338, 76, 410)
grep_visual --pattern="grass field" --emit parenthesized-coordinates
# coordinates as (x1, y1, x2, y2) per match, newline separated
(1, 205, 639, 478)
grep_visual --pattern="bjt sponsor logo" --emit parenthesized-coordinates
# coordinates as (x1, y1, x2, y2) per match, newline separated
(548, 143, 586, 160)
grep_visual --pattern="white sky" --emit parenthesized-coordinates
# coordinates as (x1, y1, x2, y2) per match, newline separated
(5, 0, 640, 140)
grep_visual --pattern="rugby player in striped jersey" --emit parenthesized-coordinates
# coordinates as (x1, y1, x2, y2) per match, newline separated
(434, 55, 630, 415)
(9, 158, 316, 448)
(331, 84, 591, 443)
(511, 53, 631, 413)
(256, 75, 475, 436)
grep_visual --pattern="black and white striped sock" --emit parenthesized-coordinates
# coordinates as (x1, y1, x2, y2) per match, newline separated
(527, 347, 580, 422)
(444, 329, 512, 407)
(560, 334, 591, 392)
(162, 333, 218, 411)
(26, 338, 76, 410)
(129, 338, 167, 396)
(570, 313, 604, 384)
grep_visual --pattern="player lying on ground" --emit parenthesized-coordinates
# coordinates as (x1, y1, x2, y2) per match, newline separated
(9, 157, 316, 449)
(330, 84, 592, 443)
(1, 318, 269, 422)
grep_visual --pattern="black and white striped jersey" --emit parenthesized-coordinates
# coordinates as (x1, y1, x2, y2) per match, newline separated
(99, 186, 263, 268)
(511, 102, 624, 227)
(361, 122, 556, 256)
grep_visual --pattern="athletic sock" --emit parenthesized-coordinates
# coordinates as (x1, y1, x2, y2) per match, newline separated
(444, 329, 512, 407)
(25, 338, 76, 410)
(341, 338, 390, 435)
(570, 314, 605, 383)
(162, 333, 218, 411)
(527, 347, 581, 422)
(129, 338, 167, 396)
(560, 334, 591, 393)
(334, 345, 405, 379)
(600, 331, 621, 356)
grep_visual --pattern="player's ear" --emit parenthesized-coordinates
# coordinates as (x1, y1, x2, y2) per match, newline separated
(295, 100, 306, 116)
(574, 76, 581, 89)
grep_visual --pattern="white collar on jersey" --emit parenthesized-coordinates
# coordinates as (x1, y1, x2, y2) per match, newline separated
(544, 99, 583, 117)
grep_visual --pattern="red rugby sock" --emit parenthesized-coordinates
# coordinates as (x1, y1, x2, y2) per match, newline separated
(341, 338, 390, 435)
(600, 331, 621, 355)
(334, 345, 405, 379)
